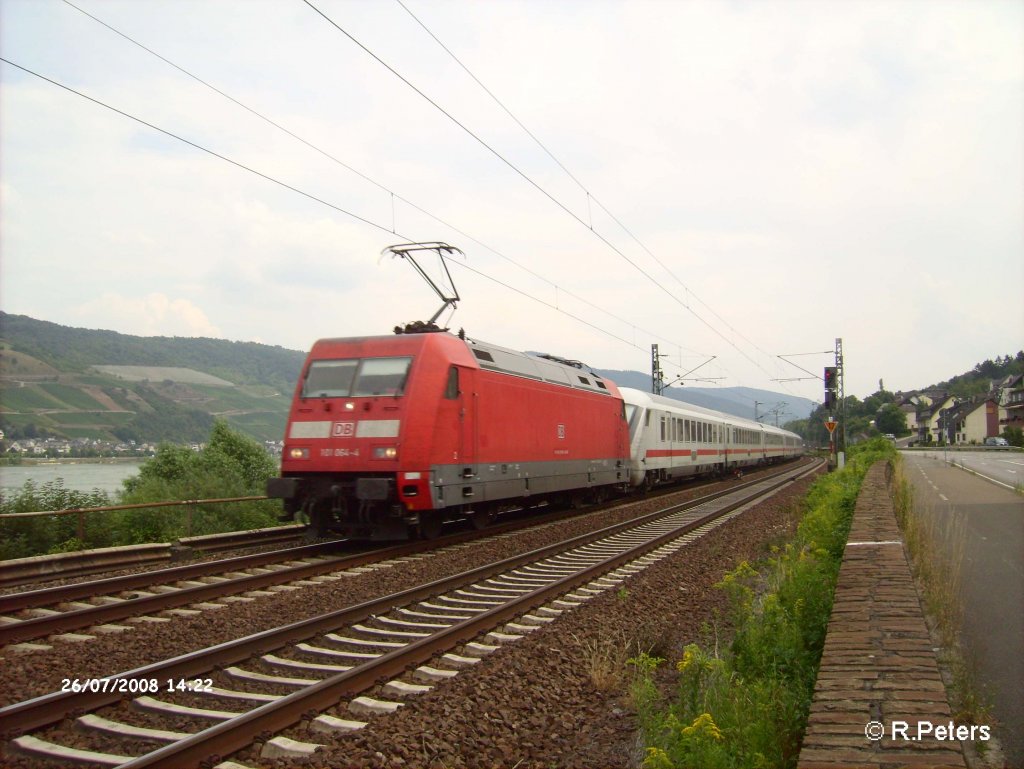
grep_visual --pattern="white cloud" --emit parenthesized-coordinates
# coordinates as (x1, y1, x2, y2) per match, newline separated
(71, 292, 221, 338)
(1, 0, 1021, 398)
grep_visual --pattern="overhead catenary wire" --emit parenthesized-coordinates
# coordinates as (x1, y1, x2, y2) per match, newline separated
(395, 0, 792, 389)
(0, 55, 683, 371)
(57, 0, 707, 364)
(0, 58, 394, 239)
(305, 0, 780, 384)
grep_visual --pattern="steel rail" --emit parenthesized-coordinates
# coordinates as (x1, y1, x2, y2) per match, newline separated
(0, 497, 620, 643)
(121, 460, 820, 769)
(0, 541, 336, 615)
(0, 459, 819, 746)
(0, 461, 809, 642)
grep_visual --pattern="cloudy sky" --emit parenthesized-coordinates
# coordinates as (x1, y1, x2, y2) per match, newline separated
(2, 0, 1021, 404)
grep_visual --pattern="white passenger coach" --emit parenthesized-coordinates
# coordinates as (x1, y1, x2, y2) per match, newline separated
(620, 387, 804, 489)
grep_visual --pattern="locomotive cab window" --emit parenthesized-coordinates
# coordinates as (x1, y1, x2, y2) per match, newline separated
(302, 357, 413, 398)
(302, 360, 357, 398)
(444, 366, 459, 399)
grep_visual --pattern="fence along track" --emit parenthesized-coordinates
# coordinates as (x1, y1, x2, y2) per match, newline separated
(0, 496, 282, 588)
(2, 460, 819, 768)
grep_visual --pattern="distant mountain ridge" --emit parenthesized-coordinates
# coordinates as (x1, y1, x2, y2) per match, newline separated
(0, 312, 305, 394)
(0, 313, 306, 443)
(1, 313, 814, 444)
(596, 369, 817, 423)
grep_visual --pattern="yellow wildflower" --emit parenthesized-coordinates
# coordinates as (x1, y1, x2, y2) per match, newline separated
(642, 746, 674, 769)
(681, 712, 724, 742)
(676, 643, 700, 672)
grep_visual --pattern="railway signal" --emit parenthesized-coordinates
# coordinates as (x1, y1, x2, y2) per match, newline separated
(823, 366, 838, 410)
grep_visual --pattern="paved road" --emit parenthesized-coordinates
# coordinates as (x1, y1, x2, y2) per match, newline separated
(901, 451, 1023, 767)
(907, 448, 1023, 490)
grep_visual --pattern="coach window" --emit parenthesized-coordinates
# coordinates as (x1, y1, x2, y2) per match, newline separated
(444, 366, 459, 399)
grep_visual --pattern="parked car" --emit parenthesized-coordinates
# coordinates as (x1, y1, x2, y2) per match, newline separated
(984, 437, 1009, 446)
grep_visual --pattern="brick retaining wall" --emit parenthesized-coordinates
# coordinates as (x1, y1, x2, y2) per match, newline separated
(797, 461, 967, 769)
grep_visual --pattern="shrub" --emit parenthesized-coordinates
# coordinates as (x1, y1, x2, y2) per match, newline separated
(116, 420, 280, 541)
(633, 440, 896, 768)
(0, 479, 113, 559)
(1, 421, 281, 557)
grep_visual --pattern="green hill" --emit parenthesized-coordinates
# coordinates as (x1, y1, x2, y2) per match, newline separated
(928, 353, 1024, 399)
(0, 313, 307, 443)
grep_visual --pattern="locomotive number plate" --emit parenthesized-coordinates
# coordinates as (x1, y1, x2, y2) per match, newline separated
(321, 448, 361, 457)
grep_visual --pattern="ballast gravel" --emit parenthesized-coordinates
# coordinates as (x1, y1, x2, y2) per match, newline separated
(254, 474, 816, 769)
(0, 464, 819, 769)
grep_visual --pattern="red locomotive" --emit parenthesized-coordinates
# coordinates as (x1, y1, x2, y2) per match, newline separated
(268, 331, 630, 539)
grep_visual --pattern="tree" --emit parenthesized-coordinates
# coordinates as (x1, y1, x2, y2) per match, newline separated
(118, 420, 280, 542)
(875, 404, 908, 436)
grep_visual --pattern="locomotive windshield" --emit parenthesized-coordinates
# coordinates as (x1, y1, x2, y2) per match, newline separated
(302, 356, 412, 398)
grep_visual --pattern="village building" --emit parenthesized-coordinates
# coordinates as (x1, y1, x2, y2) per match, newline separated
(997, 373, 1024, 434)
(943, 398, 999, 445)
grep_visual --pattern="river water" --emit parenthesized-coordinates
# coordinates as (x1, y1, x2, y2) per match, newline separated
(0, 461, 144, 497)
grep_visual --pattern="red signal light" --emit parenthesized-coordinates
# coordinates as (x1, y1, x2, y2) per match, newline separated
(824, 367, 838, 410)
(824, 367, 837, 391)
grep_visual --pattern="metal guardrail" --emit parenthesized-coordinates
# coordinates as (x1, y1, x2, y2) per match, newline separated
(0, 495, 270, 541)
(901, 444, 1020, 452)
(0, 495, 304, 586)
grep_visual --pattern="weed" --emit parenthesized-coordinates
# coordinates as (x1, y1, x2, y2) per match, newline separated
(575, 629, 636, 692)
(891, 458, 992, 729)
(631, 438, 896, 768)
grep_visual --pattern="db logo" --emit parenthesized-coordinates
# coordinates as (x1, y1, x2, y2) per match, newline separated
(332, 422, 356, 437)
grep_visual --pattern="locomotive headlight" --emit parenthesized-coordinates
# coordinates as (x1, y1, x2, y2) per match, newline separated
(287, 447, 310, 460)
(373, 446, 398, 460)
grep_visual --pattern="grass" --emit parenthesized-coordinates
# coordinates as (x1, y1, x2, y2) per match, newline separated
(891, 458, 992, 734)
(630, 440, 894, 769)
(576, 629, 638, 692)
(38, 382, 109, 410)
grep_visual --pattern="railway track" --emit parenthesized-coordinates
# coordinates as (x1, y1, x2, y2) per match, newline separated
(0, 508, 609, 648)
(1, 458, 819, 768)
(0, 467, 781, 648)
